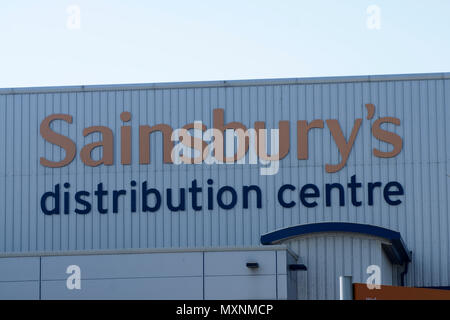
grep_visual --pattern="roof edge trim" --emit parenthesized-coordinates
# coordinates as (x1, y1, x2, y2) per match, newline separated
(261, 222, 411, 265)
(1, 72, 449, 95)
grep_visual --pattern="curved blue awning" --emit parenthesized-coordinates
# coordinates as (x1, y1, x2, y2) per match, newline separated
(260, 222, 411, 265)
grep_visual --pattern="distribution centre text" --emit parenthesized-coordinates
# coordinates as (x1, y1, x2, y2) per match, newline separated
(40, 175, 404, 215)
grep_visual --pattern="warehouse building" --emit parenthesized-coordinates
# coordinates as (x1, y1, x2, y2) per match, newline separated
(0, 72, 449, 299)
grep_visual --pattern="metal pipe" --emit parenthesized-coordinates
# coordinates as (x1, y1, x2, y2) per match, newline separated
(400, 261, 409, 286)
(339, 276, 353, 300)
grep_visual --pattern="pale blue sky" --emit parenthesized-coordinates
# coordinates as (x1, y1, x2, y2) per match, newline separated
(1, 0, 449, 87)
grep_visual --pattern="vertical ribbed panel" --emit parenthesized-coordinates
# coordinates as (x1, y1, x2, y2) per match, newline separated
(0, 77, 449, 291)
(288, 235, 386, 300)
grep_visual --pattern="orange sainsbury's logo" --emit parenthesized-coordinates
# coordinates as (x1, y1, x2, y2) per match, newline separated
(39, 103, 402, 175)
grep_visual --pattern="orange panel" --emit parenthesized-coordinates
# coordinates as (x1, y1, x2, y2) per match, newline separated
(354, 283, 450, 300)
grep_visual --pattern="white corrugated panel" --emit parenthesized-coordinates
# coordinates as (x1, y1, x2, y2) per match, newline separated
(287, 234, 397, 300)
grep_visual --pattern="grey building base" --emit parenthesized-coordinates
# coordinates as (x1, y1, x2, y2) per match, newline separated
(0, 246, 297, 300)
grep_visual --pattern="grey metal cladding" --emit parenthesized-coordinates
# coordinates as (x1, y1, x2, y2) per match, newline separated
(0, 73, 449, 289)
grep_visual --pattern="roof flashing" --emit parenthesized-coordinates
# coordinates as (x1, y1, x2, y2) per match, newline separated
(0, 72, 449, 95)
(261, 222, 411, 265)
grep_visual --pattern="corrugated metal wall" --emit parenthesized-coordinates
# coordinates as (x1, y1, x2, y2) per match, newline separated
(287, 234, 399, 300)
(0, 75, 449, 292)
